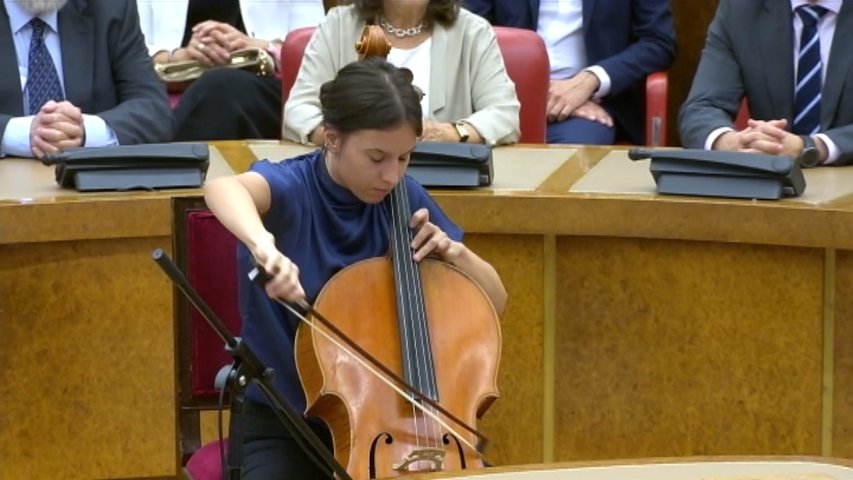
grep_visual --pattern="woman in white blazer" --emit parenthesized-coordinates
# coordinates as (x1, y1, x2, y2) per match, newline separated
(284, 0, 520, 145)
(137, 0, 326, 140)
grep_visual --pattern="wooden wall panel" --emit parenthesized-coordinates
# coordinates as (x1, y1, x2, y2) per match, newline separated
(464, 234, 545, 466)
(0, 238, 174, 479)
(5, 143, 853, 477)
(833, 250, 853, 458)
(553, 237, 823, 460)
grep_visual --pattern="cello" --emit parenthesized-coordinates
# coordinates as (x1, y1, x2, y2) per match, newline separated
(294, 179, 501, 479)
(290, 25, 503, 479)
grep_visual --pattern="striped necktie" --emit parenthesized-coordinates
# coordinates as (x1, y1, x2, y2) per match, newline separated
(793, 4, 828, 135)
(26, 18, 65, 115)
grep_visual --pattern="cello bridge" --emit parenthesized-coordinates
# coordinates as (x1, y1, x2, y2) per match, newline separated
(392, 448, 445, 472)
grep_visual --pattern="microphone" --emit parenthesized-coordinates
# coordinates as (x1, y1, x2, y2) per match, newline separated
(41, 152, 68, 166)
(627, 148, 653, 161)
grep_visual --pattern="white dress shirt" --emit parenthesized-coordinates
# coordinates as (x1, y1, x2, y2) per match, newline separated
(536, 0, 611, 98)
(1, 0, 117, 157)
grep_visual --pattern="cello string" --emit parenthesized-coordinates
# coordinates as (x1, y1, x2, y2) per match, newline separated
(280, 300, 479, 453)
(391, 182, 442, 453)
(391, 184, 437, 454)
(388, 185, 418, 395)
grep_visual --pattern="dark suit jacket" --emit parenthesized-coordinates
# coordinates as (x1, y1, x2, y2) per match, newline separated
(463, 0, 676, 144)
(0, 0, 174, 147)
(679, 0, 853, 165)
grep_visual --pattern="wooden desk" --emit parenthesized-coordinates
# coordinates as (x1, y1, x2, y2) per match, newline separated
(2, 142, 853, 479)
(409, 457, 853, 480)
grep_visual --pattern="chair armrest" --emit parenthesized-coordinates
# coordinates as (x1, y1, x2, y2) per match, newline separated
(645, 71, 668, 147)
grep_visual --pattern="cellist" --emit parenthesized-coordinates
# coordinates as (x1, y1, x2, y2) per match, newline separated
(203, 57, 507, 479)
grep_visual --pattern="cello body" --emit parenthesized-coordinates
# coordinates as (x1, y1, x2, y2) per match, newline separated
(295, 257, 501, 479)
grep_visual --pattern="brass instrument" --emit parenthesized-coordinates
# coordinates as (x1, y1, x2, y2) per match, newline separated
(155, 47, 275, 91)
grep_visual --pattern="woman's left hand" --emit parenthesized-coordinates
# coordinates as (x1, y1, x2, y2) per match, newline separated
(409, 208, 462, 262)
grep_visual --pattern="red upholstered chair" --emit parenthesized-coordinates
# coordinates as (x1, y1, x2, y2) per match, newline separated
(172, 198, 242, 480)
(644, 71, 668, 146)
(281, 26, 316, 105)
(493, 26, 550, 144)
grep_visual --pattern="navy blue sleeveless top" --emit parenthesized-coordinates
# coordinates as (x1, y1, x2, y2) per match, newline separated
(237, 150, 462, 411)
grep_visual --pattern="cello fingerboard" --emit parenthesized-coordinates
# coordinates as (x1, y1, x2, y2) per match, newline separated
(385, 181, 439, 403)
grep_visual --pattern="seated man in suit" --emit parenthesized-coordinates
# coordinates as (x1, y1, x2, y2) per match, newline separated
(464, 0, 676, 145)
(679, 0, 852, 167)
(0, 0, 174, 159)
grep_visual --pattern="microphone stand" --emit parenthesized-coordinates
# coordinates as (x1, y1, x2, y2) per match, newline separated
(152, 248, 351, 480)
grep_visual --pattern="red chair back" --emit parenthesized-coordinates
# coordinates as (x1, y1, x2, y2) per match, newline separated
(493, 26, 549, 144)
(173, 198, 242, 475)
(281, 26, 317, 104)
(185, 210, 241, 398)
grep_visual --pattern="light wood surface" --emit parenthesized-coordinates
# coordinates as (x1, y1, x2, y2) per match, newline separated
(3, 142, 853, 478)
(407, 457, 853, 480)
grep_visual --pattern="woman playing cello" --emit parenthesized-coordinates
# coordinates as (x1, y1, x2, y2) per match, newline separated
(204, 57, 506, 479)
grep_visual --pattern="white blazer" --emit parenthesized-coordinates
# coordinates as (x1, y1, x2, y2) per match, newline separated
(137, 0, 326, 56)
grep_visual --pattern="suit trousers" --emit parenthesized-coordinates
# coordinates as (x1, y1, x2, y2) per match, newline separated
(547, 116, 617, 145)
(173, 68, 282, 141)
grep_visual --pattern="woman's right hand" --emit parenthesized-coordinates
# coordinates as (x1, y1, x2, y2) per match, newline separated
(252, 232, 306, 303)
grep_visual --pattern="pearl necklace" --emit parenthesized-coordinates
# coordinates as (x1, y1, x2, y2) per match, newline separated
(379, 17, 427, 38)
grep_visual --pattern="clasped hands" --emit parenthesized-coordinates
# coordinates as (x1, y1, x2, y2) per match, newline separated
(30, 100, 84, 158)
(251, 208, 461, 304)
(179, 21, 269, 66)
(547, 71, 613, 127)
(714, 118, 818, 160)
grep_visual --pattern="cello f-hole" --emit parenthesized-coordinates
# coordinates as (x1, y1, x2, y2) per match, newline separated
(369, 432, 394, 479)
(443, 433, 468, 470)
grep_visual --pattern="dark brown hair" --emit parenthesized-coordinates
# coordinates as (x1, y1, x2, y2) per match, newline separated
(353, 0, 460, 27)
(319, 57, 423, 136)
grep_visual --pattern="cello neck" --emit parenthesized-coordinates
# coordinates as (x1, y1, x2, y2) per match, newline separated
(386, 182, 439, 402)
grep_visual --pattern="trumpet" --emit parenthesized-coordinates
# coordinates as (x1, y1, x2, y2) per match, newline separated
(155, 47, 276, 90)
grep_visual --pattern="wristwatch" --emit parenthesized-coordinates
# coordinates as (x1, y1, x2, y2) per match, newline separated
(453, 121, 470, 143)
(797, 135, 821, 168)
